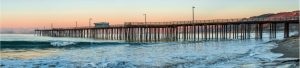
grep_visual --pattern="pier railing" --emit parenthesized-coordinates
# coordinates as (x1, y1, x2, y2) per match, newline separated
(43, 24, 125, 30)
(126, 16, 299, 26)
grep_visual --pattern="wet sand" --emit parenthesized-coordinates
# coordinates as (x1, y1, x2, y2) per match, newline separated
(271, 35, 299, 58)
(269, 35, 299, 68)
(0, 48, 60, 59)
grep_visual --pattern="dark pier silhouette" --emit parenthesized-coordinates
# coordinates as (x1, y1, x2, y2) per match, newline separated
(35, 16, 299, 42)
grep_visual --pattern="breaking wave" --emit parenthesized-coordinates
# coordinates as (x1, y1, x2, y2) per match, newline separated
(0, 40, 149, 49)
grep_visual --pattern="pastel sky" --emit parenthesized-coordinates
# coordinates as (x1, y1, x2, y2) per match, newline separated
(1, 0, 299, 29)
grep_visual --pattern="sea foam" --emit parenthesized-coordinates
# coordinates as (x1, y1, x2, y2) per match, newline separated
(50, 41, 77, 47)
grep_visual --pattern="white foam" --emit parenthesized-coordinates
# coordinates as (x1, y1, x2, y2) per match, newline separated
(50, 41, 76, 47)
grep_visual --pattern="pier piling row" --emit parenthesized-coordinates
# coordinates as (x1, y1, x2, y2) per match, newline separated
(35, 17, 299, 42)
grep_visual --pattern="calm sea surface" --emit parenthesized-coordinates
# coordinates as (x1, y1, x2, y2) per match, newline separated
(0, 33, 297, 68)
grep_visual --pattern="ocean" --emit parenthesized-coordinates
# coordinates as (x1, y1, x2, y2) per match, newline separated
(0, 32, 297, 68)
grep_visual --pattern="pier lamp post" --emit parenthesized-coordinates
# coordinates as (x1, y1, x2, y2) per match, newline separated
(192, 6, 195, 23)
(76, 21, 78, 28)
(51, 23, 53, 29)
(89, 18, 92, 27)
(144, 14, 147, 25)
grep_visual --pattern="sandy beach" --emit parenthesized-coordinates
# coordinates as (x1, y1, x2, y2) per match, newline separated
(240, 35, 299, 68)
(271, 35, 299, 58)
(269, 35, 299, 68)
(0, 48, 60, 59)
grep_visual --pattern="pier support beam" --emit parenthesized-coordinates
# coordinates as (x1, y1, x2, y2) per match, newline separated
(284, 23, 289, 38)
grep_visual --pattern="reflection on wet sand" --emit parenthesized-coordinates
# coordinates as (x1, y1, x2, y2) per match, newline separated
(0, 48, 61, 59)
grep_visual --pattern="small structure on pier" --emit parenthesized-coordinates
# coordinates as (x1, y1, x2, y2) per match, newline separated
(94, 22, 109, 28)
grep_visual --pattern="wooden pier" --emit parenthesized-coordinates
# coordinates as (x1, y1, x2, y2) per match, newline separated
(35, 16, 299, 42)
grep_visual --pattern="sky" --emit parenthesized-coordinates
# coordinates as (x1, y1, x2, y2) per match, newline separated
(1, 0, 299, 30)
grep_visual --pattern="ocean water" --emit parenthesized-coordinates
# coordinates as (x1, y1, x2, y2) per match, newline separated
(0, 32, 297, 68)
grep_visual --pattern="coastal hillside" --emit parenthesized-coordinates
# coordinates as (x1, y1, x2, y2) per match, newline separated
(249, 10, 299, 30)
(250, 10, 299, 18)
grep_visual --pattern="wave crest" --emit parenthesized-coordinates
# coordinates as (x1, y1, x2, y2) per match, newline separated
(50, 41, 76, 47)
(0, 40, 150, 49)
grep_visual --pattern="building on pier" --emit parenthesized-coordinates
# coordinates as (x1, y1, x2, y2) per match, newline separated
(94, 22, 109, 28)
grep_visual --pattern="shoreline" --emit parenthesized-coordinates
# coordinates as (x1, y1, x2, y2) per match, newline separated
(241, 35, 300, 68)
(271, 35, 299, 58)
(269, 35, 299, 68)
